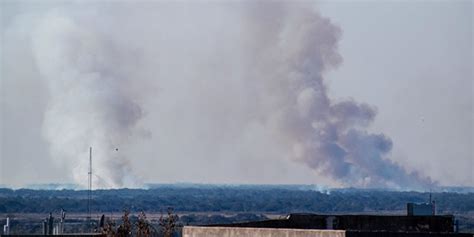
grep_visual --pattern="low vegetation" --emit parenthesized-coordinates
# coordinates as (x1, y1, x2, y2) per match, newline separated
(0, 186, 472, 214)
(1, 186, 473, 234)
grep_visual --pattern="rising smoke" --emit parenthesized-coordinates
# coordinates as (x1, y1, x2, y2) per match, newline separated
(32, 10, 143, 188)
(28, 1, 434, 189)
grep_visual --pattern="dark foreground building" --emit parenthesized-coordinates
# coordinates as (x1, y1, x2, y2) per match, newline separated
(1, 235, 104, 237)
(183, 214, 473, 237)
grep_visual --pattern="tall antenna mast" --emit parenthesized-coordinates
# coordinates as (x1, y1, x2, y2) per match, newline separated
(429, 189, 432, 203)
(88, 147, 92, 232)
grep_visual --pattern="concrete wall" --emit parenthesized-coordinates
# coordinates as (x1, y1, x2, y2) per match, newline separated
(183, 226, 346, 237)
(183, 226, 473, 237)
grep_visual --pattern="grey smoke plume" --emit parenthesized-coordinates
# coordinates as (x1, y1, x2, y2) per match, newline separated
(29, 1, 434, 189)
(32, 10, 143, 188)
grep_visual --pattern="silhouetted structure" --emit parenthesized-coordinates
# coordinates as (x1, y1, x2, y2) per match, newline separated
(184, 213, 473, 237)
(208, 213, 455, 232)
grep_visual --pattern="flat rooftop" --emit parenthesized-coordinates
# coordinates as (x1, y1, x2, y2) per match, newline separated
(206, 213, 456, 233)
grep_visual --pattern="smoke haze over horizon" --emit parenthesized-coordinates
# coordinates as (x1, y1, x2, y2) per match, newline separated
(1, 1, 472, 189)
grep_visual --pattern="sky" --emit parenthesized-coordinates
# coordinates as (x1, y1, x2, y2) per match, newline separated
(0, 0, 472, 189)
(319, 0, 473, 186)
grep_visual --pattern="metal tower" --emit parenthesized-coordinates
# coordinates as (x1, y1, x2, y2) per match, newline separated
(88, 147, 92, 232)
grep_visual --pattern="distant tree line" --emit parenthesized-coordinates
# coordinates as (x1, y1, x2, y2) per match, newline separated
(0, 187, 473, 214)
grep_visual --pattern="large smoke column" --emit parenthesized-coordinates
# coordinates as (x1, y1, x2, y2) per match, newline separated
(29, 1, 435, 189)
(32, 11, 143, 188)
(236, 2, 435, 189)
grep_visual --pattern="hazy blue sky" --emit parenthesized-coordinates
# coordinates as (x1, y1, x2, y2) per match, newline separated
(0, 0, 472, 188)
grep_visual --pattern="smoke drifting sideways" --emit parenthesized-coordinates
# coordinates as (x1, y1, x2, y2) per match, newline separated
(26, 1, 435, 189)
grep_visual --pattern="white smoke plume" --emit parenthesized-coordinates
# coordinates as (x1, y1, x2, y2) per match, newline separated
(28, 1, 435, 189)
(32, 10, 144, 188)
